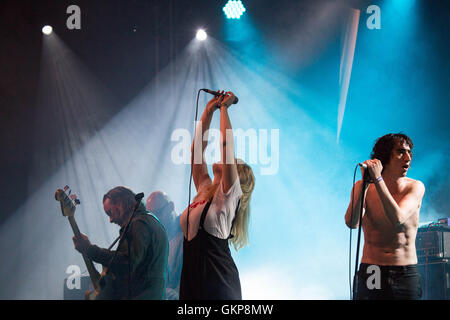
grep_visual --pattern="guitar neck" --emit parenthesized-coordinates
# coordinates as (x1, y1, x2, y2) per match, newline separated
(68, 216, 100, 291)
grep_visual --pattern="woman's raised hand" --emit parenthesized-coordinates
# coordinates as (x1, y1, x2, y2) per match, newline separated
(206, 90, 224, 113)
(220, 91, 237, 108)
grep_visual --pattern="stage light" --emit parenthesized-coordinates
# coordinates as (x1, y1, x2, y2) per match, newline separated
(196, 29, 207, 41)
(42, 25, 53, 35)
(223, 0, 246, 19)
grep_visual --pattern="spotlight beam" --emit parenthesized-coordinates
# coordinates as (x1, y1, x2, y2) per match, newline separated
(337, 9, 360, 143)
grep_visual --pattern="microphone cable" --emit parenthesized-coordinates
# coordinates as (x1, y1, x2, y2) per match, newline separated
(348, 163, 359, 299)
(186, 89, 202, 239)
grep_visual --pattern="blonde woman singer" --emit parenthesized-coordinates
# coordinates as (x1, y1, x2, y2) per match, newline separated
(179, 91, 255, 300)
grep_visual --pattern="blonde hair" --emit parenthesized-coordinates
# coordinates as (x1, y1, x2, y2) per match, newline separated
(194, 160, 255, 251)
(231, 160, 255, 250)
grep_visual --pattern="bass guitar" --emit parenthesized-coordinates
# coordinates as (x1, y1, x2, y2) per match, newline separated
(55, 185, 107, 299)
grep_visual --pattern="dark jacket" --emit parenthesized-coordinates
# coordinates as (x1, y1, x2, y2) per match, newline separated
(86, 207, 169, 299)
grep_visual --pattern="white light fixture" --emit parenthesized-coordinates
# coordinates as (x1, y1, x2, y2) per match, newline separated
(196, 29, 207, 41)
(42, 25, 53, 35)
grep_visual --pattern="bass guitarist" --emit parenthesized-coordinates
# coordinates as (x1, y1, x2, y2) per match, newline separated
(72, 186, 169, 299)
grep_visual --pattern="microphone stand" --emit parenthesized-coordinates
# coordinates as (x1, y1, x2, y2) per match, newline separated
(352, 170, 371, 300)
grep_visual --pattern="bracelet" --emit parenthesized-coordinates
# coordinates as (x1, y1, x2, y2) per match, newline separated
(375, 176, 383, 184)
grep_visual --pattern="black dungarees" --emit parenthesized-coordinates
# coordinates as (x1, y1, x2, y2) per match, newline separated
(179, 199, 241, 300)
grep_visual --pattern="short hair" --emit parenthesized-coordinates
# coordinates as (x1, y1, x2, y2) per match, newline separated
(103, 186, 144, 214)
(370, 133, 413, 166)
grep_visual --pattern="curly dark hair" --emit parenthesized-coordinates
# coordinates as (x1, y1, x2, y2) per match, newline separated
(370, 133, 413, 166)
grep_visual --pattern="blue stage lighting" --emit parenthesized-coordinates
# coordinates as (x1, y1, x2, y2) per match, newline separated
(223, 0, 246, 19)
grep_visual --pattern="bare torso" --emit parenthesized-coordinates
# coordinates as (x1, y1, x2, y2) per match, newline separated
(361, 178, 420, 266)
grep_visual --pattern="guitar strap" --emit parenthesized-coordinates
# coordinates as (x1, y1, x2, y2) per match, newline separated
(104, 193, 144, 273)
(107, 234, 121, 250)
(100, 193, 144, 299)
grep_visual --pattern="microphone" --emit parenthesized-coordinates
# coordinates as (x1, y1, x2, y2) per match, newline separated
(201, 89, 239, 104)
(358, 163, 372, 182)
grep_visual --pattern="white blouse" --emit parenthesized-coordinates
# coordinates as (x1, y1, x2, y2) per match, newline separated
(181, 177, 242, 240)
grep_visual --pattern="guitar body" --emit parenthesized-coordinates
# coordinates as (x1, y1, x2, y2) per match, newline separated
(92, 270, 115, 300)
(84, 267, 112, 300)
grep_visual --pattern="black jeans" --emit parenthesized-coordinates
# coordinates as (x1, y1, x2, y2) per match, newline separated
(355, 263, 422, 300)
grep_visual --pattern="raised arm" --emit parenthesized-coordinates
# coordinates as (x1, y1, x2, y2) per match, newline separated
(219, 92, 239, 193)
(191, 92, 222, 191)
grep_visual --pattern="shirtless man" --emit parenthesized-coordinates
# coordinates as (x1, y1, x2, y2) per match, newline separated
(345, 133, 425, 300)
